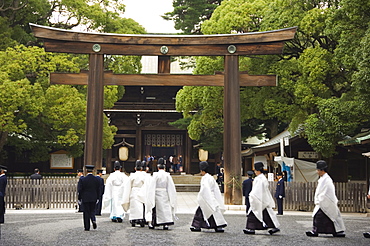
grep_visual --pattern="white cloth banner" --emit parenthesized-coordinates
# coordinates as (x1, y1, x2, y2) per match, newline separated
(274, 157, 318, 182)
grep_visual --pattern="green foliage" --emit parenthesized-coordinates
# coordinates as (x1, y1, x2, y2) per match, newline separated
(163, 0, 223, 34)
(0, 0, 148, 164)
(202, 0, 266, 34)
(0, 45, 122, 162)
(175, 0, 370, 158)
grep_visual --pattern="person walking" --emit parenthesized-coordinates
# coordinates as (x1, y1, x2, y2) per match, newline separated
(306, 160, 346, 237)
(77, 169, 84, 212)
(274, 172, 285, 215)
(77, 165, 101, 231)
(145, 157, 177, 230)
(190, 161, 227, 233)
(243, 162, 280, 235)
(103, 161, 128, 223)
(0, 165, 8, 224)
(95, 169, 105, 216)
(242, 171, 254, 214)
(122, 160, 148, 227)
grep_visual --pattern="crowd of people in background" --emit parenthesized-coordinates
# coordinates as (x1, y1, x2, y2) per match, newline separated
(142, 155, 183, 173)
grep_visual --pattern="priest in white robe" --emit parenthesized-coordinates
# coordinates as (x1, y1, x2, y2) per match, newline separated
(306, 160, 346, 237)
(102, 161, 128, 223)
(145, 158, 177, 230)
(244, 161, 280, 235)
(122, 160, 148, 227)
(190, 161, 227, 233)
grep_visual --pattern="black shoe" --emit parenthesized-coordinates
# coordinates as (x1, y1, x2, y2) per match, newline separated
(163, 225, 169, 230)
(148, 223, 155, 229)
(363, 232, 370, 238)
(111, 218, 117, 222)
(306, 231, 318, 237)
(215, 228, 224, 233)
(140, 220, 145, 228)
(190, 227, 201, 232)
(243, 229, 255, 234)
(84, 229, 90, 231)
(92, 221, 97, 229)
(277, 213, 283, 215)
(131, 221, 136, 227)
(117, 217, 123, 223)
(268, 228, 280, 235)
(333, 231, 345, 237)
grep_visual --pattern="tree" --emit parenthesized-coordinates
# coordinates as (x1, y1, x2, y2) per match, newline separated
(163, 0, 223, 34)
(0, 0, 145, 47)
(0, 0, 147, 164)
(175, 0, 370, 158)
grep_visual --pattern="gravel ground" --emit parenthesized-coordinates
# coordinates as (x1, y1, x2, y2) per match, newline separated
(1, 212, 370, 246)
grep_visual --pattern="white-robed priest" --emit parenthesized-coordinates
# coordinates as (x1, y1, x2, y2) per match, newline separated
(306, 160, 346, 237)
(122, 160, 148, 227)
(243, 161, 280, 235)
(145, 157, 177, 230)
(102, 161, 128, 223)
(190, 161, 227, 233)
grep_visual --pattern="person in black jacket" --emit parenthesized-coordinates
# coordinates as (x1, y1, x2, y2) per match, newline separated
(242, 171, 254, 214)
(78, 165, 101, 231)
(274, 172, 285, 215)
(95, 169, 105, 216)
(30, 168, 42, 179)
(0, 165, 7, 224)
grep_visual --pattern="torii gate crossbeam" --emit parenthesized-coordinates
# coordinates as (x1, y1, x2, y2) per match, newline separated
(30, 24, 296, 205)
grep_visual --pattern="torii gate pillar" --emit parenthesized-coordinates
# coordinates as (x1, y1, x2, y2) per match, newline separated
(224, 55, 242, 204)
(84, 54, 104, 169)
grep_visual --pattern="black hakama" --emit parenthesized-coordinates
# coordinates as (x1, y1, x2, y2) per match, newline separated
(246, 210, 276, 230)
(313, 209, 336, 234)
(191, 207, 227, 229)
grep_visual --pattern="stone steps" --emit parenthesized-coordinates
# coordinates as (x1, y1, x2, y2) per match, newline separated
(171, 174, 202, 192)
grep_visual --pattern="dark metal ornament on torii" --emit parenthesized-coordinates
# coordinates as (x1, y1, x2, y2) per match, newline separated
(30, 24, 296, 205)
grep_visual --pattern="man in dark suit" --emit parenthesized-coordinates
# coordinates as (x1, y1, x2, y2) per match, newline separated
(0, 165, 7, 224)
(30, 168, 42, 179)
(242, 171, 254, 214)
(77, 169, 84, 212)
(78, 165, 101, 231)
(274, 172, 285, 215)
(95, 169, 105, 216)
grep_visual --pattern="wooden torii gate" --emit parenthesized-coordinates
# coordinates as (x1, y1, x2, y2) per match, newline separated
(30, 24, 296, 204)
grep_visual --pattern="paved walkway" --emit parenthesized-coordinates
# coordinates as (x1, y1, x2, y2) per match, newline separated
(3, 192, 370, 246)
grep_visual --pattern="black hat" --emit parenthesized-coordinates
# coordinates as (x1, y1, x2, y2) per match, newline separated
(0, 165, 7, 171)
(199, 161, 209, 171)
(316, 160, 327, 170)
(97, 169, 103, 174)
(77, 169, 83, 173)
(254, 162, 264, 171)
(135, 160, 143, 169)
(85, 165, 95, 171)
(114, 161, 121, 169)
(276, 172, 283, 176)
(247, 171, 254, 176)
(141, 161, 147, 168)
(158, 158, 164, 165)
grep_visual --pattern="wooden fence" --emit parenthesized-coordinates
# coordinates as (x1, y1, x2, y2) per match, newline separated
(268, 181, 369, 213)
(5, 177, 78, 209)
(4, 177, 369, 212)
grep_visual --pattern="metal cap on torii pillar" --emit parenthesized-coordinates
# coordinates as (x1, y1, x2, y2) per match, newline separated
(29, 23, 296, 204)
